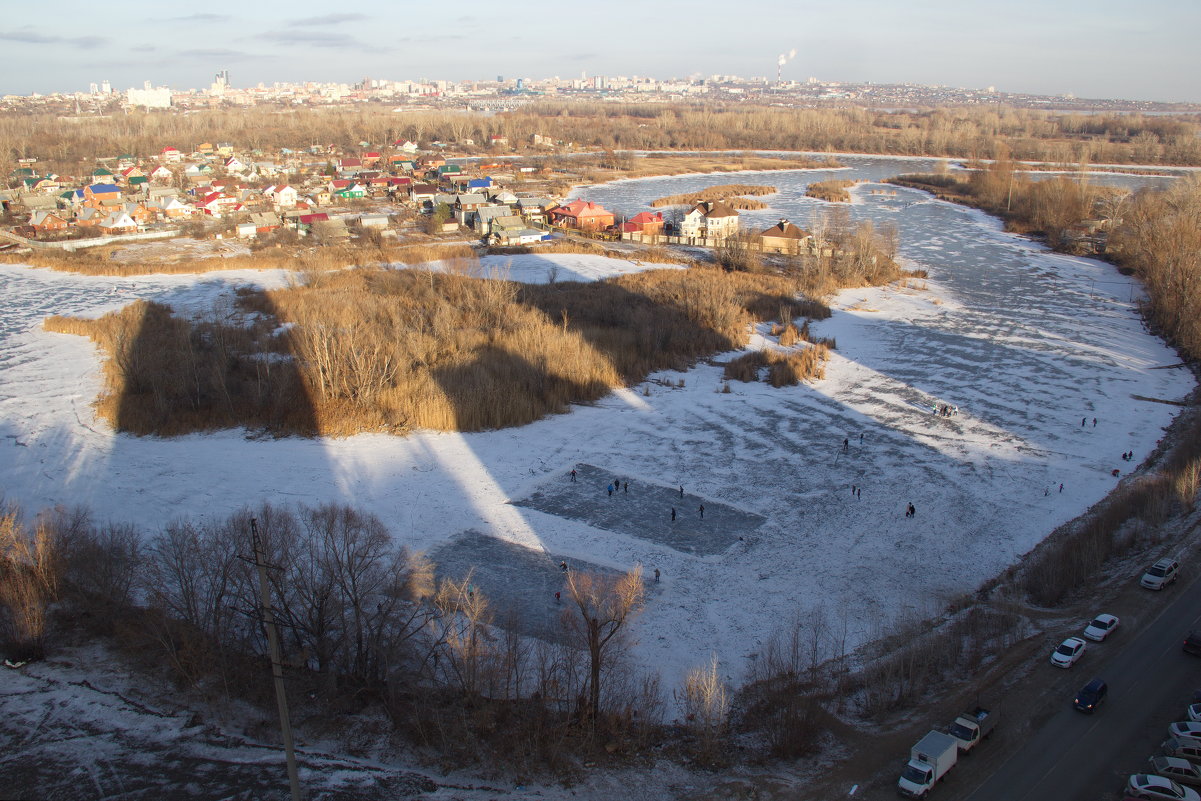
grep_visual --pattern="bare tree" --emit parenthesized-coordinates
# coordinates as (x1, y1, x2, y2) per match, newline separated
(562, 565, 645, 722)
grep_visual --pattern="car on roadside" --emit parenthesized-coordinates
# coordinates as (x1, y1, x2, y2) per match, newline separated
(1184, 633, 1201, 657)
(1084, 613, 1121, 642)
(1151, 757, 1201, 788)
(1127, 773, 1201, 800)
(1165, 738, 1201, 764)
(1171, 723, 1201, 741)
(1142, 558, 1181, 590)
(1189, 704, 1201, 723)
(1051, 636, 1087, 668)
(1074, 678, 1108, 713)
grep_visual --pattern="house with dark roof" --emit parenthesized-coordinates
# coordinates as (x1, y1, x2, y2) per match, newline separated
(758, 219, 812, 254)
(680, 200, 739, 241)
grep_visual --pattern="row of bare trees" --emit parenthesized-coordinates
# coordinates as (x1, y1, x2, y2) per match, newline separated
(7, 104, 1201, 179)
(0, 498, 664, 766)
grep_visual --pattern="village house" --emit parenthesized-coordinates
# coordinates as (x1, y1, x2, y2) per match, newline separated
(159, 147, 182, 163)
(680, 200, 740, 241)
(28, 210, 71, 235)
(547, 199, 615, 232)
(265, 184, 299, 209)
(408, 183, 438, 208)
(150, 165, 174, 183)
(758, 218, 812, 255)
(623, 210, 665, 237)
(472, 204, 515, 236)
(84, 183, 122, 207)
(98, 212, 138, 235)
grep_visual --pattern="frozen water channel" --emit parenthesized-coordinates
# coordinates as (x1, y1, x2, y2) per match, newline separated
(0, 158, 1192, 697)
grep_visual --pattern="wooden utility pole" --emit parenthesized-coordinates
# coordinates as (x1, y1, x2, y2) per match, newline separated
(250, 517, 303, 801)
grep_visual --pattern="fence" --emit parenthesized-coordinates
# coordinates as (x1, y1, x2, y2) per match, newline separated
(0, 227, 181, 252)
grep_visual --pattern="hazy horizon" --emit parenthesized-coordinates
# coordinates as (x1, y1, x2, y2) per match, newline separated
(1, 0, 1197, 103)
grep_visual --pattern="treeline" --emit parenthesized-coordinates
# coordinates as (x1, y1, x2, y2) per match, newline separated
(4, 103, 1200, 177)
(0, 499, 662, 768)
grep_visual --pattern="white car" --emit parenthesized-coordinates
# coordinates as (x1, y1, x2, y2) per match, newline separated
(1127, 773, 1201, 800)
(1083, 613, 1120, 642)
(1151, 756, 1201, 788)
(1172, 723, 1201, 741)
(1188, 704, 1201, 723)
(1051, 636, 1087, 668)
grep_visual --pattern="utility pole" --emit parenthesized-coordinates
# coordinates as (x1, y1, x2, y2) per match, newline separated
(249, 518, 303, 801)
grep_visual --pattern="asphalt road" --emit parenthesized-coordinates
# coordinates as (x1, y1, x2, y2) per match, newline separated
(964, 570, 1201, 801)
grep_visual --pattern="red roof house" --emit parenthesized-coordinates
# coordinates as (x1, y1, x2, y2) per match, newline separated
(548, 199, 615, 232)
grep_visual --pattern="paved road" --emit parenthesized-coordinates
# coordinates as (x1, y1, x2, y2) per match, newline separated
(965, 570, 1201, 801)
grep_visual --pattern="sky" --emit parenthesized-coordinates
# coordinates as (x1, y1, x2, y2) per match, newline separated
(1, 0, 1198, 102)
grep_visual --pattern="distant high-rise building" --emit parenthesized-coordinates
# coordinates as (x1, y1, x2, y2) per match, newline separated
(89, 82, 99, 95)
(211, 70, 230, 96)
(100, 79, 111, 94)
(497, 75, 504, 83)
(516, 78, 525, 92)
(127, 86, 172, 109)
(143, 80, 152, 91)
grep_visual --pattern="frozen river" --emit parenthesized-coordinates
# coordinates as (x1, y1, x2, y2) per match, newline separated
(0, 158, 1192, 694)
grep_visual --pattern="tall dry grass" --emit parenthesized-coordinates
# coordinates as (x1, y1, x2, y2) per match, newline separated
(7, 240, 479, 277)
(0, 504, 60, 660)
(651, 184, 777, 209)
(46, 266, 809, 436)
(804, 180, 857, 203)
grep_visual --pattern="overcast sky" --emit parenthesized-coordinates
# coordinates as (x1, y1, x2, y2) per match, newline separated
(1, 0, 1197, 102)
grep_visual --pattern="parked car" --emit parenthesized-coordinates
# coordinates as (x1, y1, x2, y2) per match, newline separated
(1127, 773, 1200, 800)
(1142, 558, 1181, 590)
(1151, 757, 1201, 788)
(1189, 704, 1201, 723)
(1051, 637, 1087, 668)
(1171, 723, 1201, 740)
(1074, 679, 1108, 713)
(1084, 613, 1121, 642)
(1164, 738, 1201, 763)
(1184, 633, 1201, 657)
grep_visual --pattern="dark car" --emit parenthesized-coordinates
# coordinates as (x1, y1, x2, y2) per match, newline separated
(1074, 678, 1108, 713)
(1185, 633, 1201, 657)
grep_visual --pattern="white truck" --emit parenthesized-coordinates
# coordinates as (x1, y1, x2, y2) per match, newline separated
(946, 706, 997, 753)
(898, 730, 958, 798)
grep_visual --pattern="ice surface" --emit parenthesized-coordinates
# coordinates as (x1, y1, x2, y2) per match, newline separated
(0, 160, 1192, 700)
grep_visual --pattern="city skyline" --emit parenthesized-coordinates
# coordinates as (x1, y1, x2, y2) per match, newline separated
(0, 0, 1198, 103)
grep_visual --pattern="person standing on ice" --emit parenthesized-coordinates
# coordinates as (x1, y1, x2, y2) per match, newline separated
(607, 483, 614, 497)
(623, 481, 628, 494)
(1093, 417, 1098, 427)
(679, 485, 684, 498)
(671, 507, 676, 521)
(570, 468, 577, 482)
(699, 504, 705, 519)
(843, 438, 849, 453)
(654, 568, 660, 583)
(1082, 417, 1087, 427)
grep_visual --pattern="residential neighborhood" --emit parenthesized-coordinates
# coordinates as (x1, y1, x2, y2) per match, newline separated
(0, 140, 827, 254)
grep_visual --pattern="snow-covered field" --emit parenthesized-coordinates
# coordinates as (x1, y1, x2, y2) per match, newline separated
(0, 167, 1192, 711)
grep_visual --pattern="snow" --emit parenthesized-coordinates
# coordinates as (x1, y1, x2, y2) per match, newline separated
(415, 251, 687, 284)
(0, 164, 1193, 721)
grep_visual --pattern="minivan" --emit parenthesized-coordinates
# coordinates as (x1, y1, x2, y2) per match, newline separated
(1142, 558, 1181, 590)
